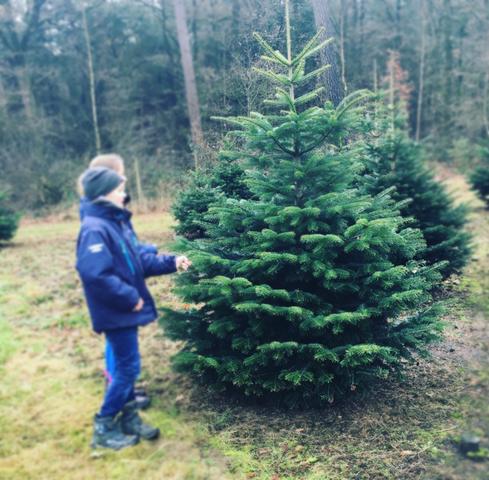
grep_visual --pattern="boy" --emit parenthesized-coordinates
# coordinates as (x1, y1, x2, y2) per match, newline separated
(76, 167, 191, 450)
(78, 153, 155, 409)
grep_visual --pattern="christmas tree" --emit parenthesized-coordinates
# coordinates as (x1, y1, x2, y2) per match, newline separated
(363, 102, 472, 279)
(0, 190, 20, 242)
(161, 2, 444, 406)
(172, 155, 252, 239)
(470, 145, 489, 208)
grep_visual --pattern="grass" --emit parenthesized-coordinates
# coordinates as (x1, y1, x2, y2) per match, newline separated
(0, 170, 488, 479)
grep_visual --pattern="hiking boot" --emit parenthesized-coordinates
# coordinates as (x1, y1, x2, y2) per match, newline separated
(120, 400, 160, 440)
(134, 386, 147, 397)
(135, 391, 151, 410)
(91, 414, 139, 450)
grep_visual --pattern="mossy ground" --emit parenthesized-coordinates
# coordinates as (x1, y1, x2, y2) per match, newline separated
(0, 168, 487, 479)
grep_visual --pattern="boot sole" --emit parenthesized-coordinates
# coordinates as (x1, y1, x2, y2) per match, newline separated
(142, 428, 160, 441)
(91, 436, 139, 450)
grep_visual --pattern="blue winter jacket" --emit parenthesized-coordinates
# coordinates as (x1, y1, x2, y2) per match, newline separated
(76, 200, 177, 334)
(79, 197, 158, 255)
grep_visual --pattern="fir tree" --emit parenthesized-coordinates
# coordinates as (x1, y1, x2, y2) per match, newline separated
(363, 104, 472, 279)
(0, 190, 20, 242)
(172, 155, 252, 239)
(161, 1, 444, 406)
(470, 145, 489, 209)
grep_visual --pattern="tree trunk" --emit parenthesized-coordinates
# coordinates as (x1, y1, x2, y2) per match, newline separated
(373, 58, 378, 93)
(483, 72, 489, 138)
(358, 0, 365, 79)
(339, 0, 348, 95)
(416, 0, 426, 142)
(17, 63, 34, 121)
(191, 0, 198, 59)
(310, 0, 344, 106)
(0, 74, 6, 113)
(394, 0, 402, 50)
(389, 52, 395, 130)
(172, 0, 204, 169)
(82, 6, 101, 154)
(442, 0, 453, 135)
(0, 0, 45, 119)
(134, 157, 146, 208)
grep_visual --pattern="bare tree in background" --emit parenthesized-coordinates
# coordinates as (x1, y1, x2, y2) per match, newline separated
(172, 0, 204, 168)
(310, 0, 344, 106)
(81, 3, 102, 154)
(339, 0, 347, 95)
(0, 0, 46, 120)
(415, 0, 426, 141)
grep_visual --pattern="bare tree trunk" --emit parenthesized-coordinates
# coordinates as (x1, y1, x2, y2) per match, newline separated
(17, 65, 34, 121)
(415, 0, 426, 142)
(310, 0, 343, 106)
(483, 72, 489, 138)
(0, 0, 45, 119)
(0, 75, 6, 113)
(339, 0, 348, 95)
(372, 57, 379, 129)
(394, 0, 402, 50)
(373, 58, 378, 93)
(191, 0, 198, 59)
(82, 5, 101, 154)
(388, 52, 395, 130)
(358, 0, 365, 76)
(172, 0, 204, 169)
(134, 157, 146, 208)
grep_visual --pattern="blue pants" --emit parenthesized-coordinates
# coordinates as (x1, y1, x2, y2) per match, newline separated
(99, 327, 140, 418)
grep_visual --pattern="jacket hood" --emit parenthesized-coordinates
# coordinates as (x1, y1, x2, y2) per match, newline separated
(80, 197, 132, 223)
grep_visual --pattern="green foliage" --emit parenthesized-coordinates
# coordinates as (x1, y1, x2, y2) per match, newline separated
(161, 19, 445, 407)
(172, 173, 221, 239)
(470, 145, 489, 208)
(363, 106, 472, 279)
(0, 190, 20, 242)
(471, 166, 489, 208)
(172, 155, 252, 239)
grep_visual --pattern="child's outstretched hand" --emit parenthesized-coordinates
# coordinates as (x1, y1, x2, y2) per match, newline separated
(176, 255, 192, 272)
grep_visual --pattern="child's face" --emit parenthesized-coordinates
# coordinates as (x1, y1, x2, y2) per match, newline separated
(105, 181, 127, 208)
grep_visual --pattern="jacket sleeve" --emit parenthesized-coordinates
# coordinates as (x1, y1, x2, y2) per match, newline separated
(138, 243, 158, 255)
(76, 229, 141, 311)
(139, 252, 177, 278)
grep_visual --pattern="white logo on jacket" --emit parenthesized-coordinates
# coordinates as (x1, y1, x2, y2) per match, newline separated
(88, 243, 104, 253)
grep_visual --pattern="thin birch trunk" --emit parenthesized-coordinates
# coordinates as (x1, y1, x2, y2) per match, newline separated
(82, 6, 101, 154)
(339, 0, 347, 96)
(416, 0, 426, 142)
(389, 53, 395, 131)
(483, 72, 489, 138)
(134, 157, 146, 208)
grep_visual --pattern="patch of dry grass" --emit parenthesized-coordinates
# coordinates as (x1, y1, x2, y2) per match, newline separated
(0, 212, 239, 480)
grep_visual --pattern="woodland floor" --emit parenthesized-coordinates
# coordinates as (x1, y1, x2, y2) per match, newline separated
(0, 166, 488, 480)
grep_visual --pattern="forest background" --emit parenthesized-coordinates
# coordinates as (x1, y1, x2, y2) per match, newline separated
(2, 0, 488, 211)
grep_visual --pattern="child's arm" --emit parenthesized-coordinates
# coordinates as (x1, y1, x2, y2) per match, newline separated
(76, 230, 141, 311)
(139, 252, 177, 278)
(139, 252, 191, 278)
(138, 242, 158, 255)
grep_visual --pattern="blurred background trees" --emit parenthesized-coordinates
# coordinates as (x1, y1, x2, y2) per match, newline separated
(1, 0, 488, 211)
